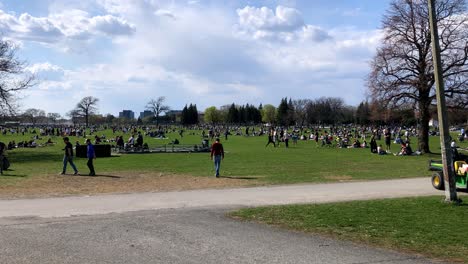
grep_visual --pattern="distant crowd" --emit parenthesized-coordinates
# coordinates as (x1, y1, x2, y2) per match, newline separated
(0, 124, 466, 157)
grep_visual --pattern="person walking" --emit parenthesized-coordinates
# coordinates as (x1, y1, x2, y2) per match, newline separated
(0, 141, 5, 175)
(265, 129, 276, 147)
(210, 138, 224, 178)
(370, 134, 378, 154)
(61, 137, 78, 175)
(86, 138, 96, 176)
(384, 129, 391, 153)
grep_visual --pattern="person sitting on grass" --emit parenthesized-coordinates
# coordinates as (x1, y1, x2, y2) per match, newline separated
(94, 135, 101, 145)
(361, 140, 368, 148)
(7, 141, 15, 150)
(396, 142, 411, 156)
(127, 134, 135, 147)
(116, 136, 124, 149)
(351, 139, 360, 148)
(377, 144, 386, 155)
(136, 132, 143, 147)
(405, 141, 413, 155)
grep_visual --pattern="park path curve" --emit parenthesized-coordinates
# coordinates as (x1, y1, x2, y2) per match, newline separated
(0, 177, 441, 219)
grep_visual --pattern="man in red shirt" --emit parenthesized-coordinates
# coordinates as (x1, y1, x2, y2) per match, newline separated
(210, 138, 224, 177)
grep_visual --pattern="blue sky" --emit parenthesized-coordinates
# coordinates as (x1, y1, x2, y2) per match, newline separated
(0, 0, 390, 116)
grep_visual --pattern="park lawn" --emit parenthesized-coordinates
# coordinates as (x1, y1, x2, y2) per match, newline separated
(0, 129, 466, 196)
(230, 196, 468, 263)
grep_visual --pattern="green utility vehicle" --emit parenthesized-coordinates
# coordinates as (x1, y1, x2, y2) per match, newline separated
(430, 160, 468, 190)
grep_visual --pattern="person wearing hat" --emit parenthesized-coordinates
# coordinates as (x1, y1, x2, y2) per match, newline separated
(86, 138, 96, 176)
(210, 138, 224, 177)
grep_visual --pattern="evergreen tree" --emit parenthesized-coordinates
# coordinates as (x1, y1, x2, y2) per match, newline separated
(227, 103, 239, 123)
(189, 104, 199, 124)
(276, 98, 289, 126)
(181, 105, 188, 125)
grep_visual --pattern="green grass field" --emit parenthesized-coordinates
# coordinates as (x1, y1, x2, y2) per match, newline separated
(230, 196, 468, 263)
(0, 128, 466, 186)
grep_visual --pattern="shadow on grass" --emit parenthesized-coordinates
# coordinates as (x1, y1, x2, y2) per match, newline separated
(76, 155, 121, 159)
(0, 173, 27, 177)
(219, 176, 259, 180)
(8, 151, 62, 163)
(72, 174, 121, 179)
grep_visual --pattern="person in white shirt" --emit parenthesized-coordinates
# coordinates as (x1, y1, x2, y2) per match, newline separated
(128, 135, 135, 146)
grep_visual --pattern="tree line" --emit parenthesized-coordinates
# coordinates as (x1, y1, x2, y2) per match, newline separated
(10, 95, 465, 129)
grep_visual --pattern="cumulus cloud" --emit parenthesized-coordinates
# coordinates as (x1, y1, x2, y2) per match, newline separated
(0, 9, 135, 45)
(89, 15, 136, 35)
(26, 62, 63, 74)
(236, 5, 330, 42)
(237, 6, 304, 32)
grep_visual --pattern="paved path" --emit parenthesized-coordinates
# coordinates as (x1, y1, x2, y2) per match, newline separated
(0, 178, 447, 264)
(0, 177, 439, 218)
(0, 208, 443, 264)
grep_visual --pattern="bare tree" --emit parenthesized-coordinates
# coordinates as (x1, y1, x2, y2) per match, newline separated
(146, 96, 170, 125)
(0, 39, 35, 115)
(47, 112, 61, 123)
(368, 0, 468, 153)
(23, 108, 45, 125)
(67, 109, 81, 126)
(73, 96, 99, 127)
(292, 99, 310, 127)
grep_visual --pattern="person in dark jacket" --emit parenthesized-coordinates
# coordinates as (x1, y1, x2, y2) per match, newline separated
(86, 138, 96, 176)
(61, 137, 78, 175)
(0, 142, 5, 175)
(210, 138, 224, 177)
(370, 135, 378, 153)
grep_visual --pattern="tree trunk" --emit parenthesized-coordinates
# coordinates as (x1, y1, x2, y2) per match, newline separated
(418, 99, 431, 153)
(85, 110, 89, 128)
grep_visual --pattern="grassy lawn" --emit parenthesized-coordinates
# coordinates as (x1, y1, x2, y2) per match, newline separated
(230, 196, 468, 263)
(0, 128, 466, 196)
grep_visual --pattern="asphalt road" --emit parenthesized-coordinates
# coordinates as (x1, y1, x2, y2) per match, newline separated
(0, 208, 443, 264)
(0, 177, 448, 263)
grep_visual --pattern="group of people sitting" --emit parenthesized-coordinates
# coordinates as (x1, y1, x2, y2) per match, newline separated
(113, 132, 145, 150)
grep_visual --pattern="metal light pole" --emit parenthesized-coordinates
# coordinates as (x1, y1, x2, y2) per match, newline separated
(428, 0, 458, 202)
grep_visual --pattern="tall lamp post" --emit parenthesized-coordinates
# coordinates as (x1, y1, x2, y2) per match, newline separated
(427, 0, 458, 202)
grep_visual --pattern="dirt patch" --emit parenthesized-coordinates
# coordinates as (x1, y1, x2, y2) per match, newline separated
(323, 175, 353, 181)
(0, 171, 260, 199)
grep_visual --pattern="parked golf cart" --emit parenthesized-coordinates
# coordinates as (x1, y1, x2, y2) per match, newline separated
(429, 160, 468, 190)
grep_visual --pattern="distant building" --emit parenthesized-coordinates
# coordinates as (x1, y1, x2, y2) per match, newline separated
(139, 110, 153, 119)
(166, 110, 183, 122)
(166, 110, 182, 116)
(119, 110, 135, 119)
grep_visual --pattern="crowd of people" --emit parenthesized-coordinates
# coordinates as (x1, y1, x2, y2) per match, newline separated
(0, 123, 466, 177)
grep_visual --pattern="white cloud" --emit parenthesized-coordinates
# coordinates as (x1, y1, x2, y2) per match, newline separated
(26, 62, 63, 74)
(235, 5, 330, 42)
(0, 9, 135, 45)
(237, 6, 303, 32)
(89, 15, 136, 35)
